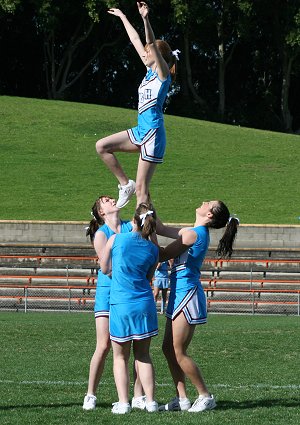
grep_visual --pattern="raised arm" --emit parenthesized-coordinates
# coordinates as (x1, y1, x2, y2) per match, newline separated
(159, 229, 197, 262)
(156, 216, 192, 240)
(146, 255, 159, 282)
(108, 8, 145, 62)
(100, 234, 116, 275)
(93, 230, 108, 264)
(138, 2, 170, 80)
(156, 216, 181, 239)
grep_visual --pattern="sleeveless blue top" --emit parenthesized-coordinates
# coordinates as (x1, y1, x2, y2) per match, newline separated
(97, 220, 133, 287)
(170, 226, 210, 291)
(154, 261, 169, 279)
(110, 232, 159, 304)
(137, 68, 171, 132)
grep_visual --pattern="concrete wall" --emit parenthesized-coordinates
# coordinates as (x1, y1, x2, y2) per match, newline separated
(0, 220, 299, 249)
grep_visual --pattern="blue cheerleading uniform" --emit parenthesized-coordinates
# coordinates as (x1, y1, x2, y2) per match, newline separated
(153, 261, 169, 289)
(109, 232, 159, 342)
(127, 68, 171, 163)
(166, 226, 210, 325)
(94, 220, 132, 318)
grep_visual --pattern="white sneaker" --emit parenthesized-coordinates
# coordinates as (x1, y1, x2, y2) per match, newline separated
(146, 400, 158, 412)
(188, 394, 216, 412)
(111, 401, 131, 414)
(158, 397, 191, 411)
(116, 179, 136, 208)
(131, 395, 146, 410)
(82, 394, 97, 410)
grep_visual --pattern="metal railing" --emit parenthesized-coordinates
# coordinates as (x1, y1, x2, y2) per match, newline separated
(0, 285, 299, 315)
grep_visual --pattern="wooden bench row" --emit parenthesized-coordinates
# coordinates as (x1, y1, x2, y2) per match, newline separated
(0, 274, 299, 290)
(1, 244, 299, 258)
(0, 275, 96, 285)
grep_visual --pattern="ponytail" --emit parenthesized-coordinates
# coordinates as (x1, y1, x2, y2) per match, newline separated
(209, 201, 239, 258)
(216, 217, 239, 258)
(86, 196, 108, 243)
(134, 202, 157, 239)
(154, 40, 177, 82)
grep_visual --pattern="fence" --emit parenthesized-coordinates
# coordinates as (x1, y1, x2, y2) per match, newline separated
(0, 252, 299, 315)
(0, 284, 299, 316)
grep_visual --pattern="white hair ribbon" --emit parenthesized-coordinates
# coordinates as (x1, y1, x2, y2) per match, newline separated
(172, 49, 181, 60)
(228, 216, 240, 225)
(139, 210, 154, 227)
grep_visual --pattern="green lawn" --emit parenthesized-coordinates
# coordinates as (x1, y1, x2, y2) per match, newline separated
(0, 312, 299, 425)
(1, 95, 300, 224)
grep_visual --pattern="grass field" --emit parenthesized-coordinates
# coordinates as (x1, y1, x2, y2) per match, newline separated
(0, 312, 299, 425)
(1, 95, 300, 224)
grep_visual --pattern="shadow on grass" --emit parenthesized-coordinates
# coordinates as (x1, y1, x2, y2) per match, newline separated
(0, 402, 112, 411)
(216, 398, 300, 410)
(1, 398, 300, 412)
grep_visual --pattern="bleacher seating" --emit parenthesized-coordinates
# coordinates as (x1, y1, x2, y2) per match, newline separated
(0, 244, 299, 314)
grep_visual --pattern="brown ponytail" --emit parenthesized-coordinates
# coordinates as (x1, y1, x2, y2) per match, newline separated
(216, 218, 239, 258)
(209, 201, 239, 258)
(153, 40, 177, 82)
(86, 196, 110, 243)
(134, 202, 157, 239)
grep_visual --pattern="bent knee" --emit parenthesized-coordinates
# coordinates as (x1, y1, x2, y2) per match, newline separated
(95, 138, 108, 155)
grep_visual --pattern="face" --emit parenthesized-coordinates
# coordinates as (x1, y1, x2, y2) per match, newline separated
(143, 47, 155, 67)
(98, 196, 118, 216)
(196, 200, 219, 218)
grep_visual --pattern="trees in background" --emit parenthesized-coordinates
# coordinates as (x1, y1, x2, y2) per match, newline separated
(1, 0, 300, 133)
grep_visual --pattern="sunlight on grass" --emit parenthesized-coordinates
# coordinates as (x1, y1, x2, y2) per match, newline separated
(1, 96, 300, 223)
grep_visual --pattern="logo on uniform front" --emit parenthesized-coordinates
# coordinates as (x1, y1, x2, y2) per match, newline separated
(144, 89, 152, 100)
(140, 88, 152, 104)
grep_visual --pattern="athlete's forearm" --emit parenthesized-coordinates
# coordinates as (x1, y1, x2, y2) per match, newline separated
(142, 16, 155, 44)
(119, 13, 141, 44)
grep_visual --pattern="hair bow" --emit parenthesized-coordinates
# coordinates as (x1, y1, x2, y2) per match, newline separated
(172, 49, 181, 60)
(139, 210, 154, 227)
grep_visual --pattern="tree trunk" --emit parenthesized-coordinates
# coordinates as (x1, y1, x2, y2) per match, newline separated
(218, 36, 225, 121)
(183, 30, 206, 107)
(281, 50, 293, 132)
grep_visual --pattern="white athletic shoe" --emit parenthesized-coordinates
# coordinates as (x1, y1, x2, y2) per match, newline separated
(111, 401, 132, 414)
(82, 394, 97, 410)
(131, 395, 146, 410)
(158, 397, 191, 411)
(188, 394, 216, 412)
(116, 179, 136, 208)
(146, 400, 158, 412)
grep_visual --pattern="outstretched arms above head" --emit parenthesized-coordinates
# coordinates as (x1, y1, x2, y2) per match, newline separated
(137, 2, 170, 80)
(107, 8, 145, 62)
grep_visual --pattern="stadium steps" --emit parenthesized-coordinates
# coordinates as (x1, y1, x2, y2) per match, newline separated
(0, 244, 299, 314)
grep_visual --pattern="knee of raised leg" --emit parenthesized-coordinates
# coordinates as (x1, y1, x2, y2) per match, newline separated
(95, 139, 107, 155)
